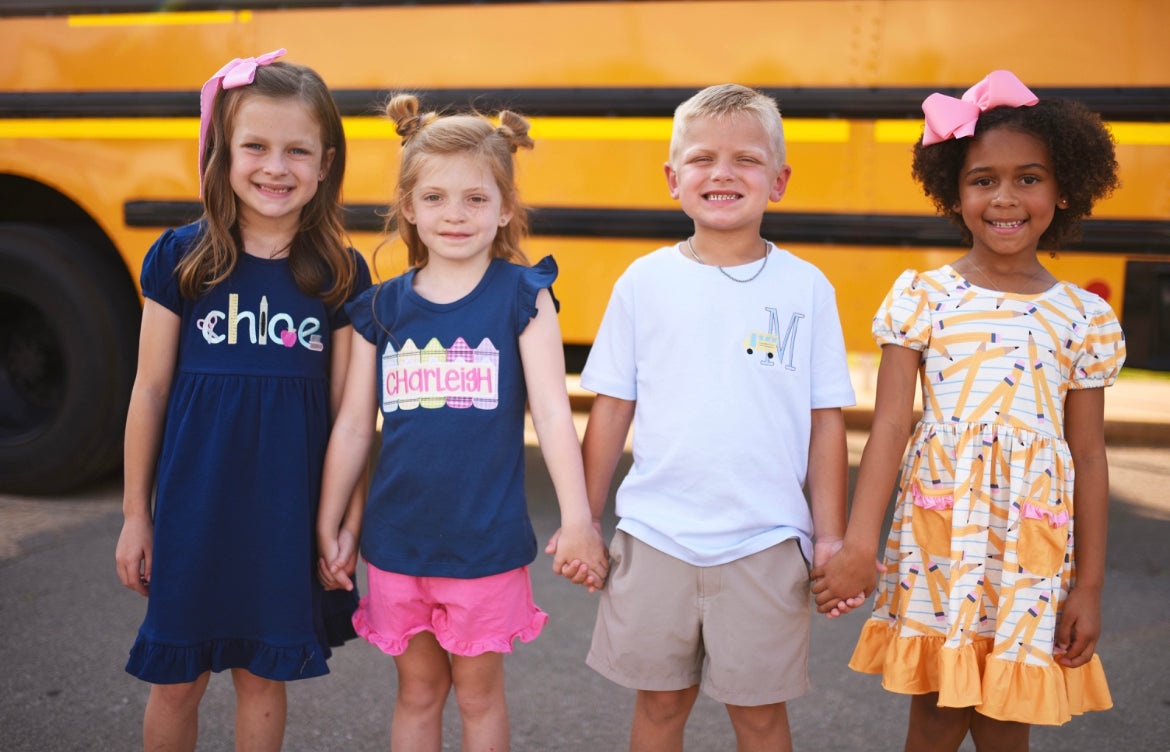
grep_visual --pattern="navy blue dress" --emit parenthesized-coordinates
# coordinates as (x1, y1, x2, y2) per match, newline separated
(125, 222, 370, 684)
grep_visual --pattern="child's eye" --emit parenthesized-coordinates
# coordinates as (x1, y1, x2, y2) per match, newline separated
(242, 143, 264, 151)
(421, 193, 441, 202)
(468, 195, 488, 204)
(973, 177, 995, 188)
(1020, 175, 1041, 185)
(289, 147, 310, 156)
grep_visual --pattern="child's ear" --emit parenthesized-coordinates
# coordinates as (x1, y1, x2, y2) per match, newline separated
(319, 147, 336, 182)
(664, 162, 680, 200)
(769, 165, 793, 202)
(1058, 196, 1069, 209)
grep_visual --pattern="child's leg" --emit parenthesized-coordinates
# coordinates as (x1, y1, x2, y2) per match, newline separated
(969, 711, 1029, 752)
(392, 631, 453, 752)
(143, 671, 211, 752)
(725, 701, 792, 752)
(450, 651, 509, 752)
(630, 686, 700, 752)
(904, 693, 972, 752)
(230, 669, 286, 752)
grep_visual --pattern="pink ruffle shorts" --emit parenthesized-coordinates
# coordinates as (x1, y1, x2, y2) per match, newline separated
(354, 563, 548, 657)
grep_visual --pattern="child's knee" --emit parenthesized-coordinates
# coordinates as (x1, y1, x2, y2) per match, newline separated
(398, 673, 453, 713)
(727, 701, 789, 738)
(149, 674, 210, 711)
(636, 687, 699, 724)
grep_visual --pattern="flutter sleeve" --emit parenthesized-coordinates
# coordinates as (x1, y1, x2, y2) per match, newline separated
(139, 227, 187, 314)
(1070, 291, 1126, 389)
(872, 269, 932, 351)
(516, 255, 560, 332)
(344, 283, 383, 345)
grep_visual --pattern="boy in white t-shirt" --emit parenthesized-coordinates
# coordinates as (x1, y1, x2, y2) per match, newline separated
(579, 84, 857, 751)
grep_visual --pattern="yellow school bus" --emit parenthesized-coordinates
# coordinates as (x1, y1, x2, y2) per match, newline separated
(2, 0, 1168, 492)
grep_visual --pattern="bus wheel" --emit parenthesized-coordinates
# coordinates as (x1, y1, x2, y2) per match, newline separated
(0, 223, 140, 494)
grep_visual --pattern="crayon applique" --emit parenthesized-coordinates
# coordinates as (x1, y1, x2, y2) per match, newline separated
(472, 339, 500, 409)
(446, 337, 475, 409)
(419, 338, 448, 409)
(381, 343, 400, 413)
(397, 339, 421, 410)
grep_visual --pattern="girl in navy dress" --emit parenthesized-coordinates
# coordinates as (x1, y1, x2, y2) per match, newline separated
(316, 94, 608, 751)
(114, 49, 369, 751)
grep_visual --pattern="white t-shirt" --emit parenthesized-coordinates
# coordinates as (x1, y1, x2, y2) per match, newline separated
(582, 243, 855, 566)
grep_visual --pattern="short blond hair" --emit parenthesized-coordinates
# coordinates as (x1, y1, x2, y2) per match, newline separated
(669, 84, 786, 168)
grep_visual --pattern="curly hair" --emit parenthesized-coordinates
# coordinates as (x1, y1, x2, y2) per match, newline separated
(911, 98, 1119, 249)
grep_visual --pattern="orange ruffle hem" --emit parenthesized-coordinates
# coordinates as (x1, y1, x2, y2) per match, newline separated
(849, 619, 1113, 726)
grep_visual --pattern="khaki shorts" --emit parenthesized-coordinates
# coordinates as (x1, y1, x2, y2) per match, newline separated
(587, 531, 812, 706)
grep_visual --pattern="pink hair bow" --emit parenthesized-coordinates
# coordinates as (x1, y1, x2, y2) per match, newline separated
(921, 70, 1038, 146)
(198, 48, 287, 180)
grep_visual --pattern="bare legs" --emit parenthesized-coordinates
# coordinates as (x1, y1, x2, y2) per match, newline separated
(628, 688, 792, 752)
(142, 670, 285, 752)
(905, 693, 1030, 752)
(391, 631, 509, 752)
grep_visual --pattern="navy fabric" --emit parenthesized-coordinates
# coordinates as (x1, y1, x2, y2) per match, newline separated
(347, 256, 558, 579)
(126, 222, 370, 684)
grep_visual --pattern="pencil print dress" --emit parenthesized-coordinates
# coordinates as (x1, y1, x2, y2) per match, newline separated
(849, 266, 1124, 725)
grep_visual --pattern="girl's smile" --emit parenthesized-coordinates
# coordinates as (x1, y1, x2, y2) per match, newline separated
(956, 127, 1063, 263)
(229, 95, 333, 244)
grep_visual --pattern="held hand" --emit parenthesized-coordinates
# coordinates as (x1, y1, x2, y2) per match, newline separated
(316, 530, 353, 591)
(546, 522, 609, 592)
(810, 540, 885, 618)
(1055, 584, 1102, 668)
(115, 516, 153, 597)
(328, 528, 359, 592)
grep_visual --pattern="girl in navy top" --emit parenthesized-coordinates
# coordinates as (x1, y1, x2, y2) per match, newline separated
(114, 50, 369, 751)
(316, 94, 607, 751)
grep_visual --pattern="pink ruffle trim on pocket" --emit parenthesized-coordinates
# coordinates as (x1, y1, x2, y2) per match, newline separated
(912, 484, 955, 510)
(1022, 502, 1069, 527)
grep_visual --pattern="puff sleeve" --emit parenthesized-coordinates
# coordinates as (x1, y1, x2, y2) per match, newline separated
(872, 269, 933, 351)
(1069, 290, 1126, 389)
(139, 227, 188, 314)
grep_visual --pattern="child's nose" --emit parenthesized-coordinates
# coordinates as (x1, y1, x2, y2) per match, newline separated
(992, 185, 1019, 206)
(262, 152, 289, 175)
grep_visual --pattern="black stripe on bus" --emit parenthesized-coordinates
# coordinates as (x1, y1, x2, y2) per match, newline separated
(4, 86, 1170, 121)
(123, 201, 1170, 255)
(1, 0, 605, 16)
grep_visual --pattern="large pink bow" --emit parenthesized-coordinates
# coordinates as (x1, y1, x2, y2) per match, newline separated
(198, 48, 287, 180)
(921, 70, 1038, 146)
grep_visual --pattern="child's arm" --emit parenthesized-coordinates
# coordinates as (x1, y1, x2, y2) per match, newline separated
(326, 324, 368, 587)
(1056, 386, 1108, 667)
(806, 406, 849, 582)
(551, 391, 635, 588)
(115, 300, 180, 597)
(810, 343, 918, 614)
(520, 288, 609, 590)
(581, 394, 634, 529)
(316, 334, 378, 592)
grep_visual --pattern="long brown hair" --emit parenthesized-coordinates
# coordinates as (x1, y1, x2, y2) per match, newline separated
(384, 93, 534, 269)
(177, 61, 357, 307)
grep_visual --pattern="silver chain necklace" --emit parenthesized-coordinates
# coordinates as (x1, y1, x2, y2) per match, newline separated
(686, 237, 770, 283)
(966, 257, 1047, 293)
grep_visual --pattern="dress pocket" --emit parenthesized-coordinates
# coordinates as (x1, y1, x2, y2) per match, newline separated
(910, 479, 955, 560)
(1017, 501, 1069, 577)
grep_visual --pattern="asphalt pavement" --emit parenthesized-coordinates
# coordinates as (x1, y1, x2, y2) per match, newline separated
(1, 367, 1168, 751)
